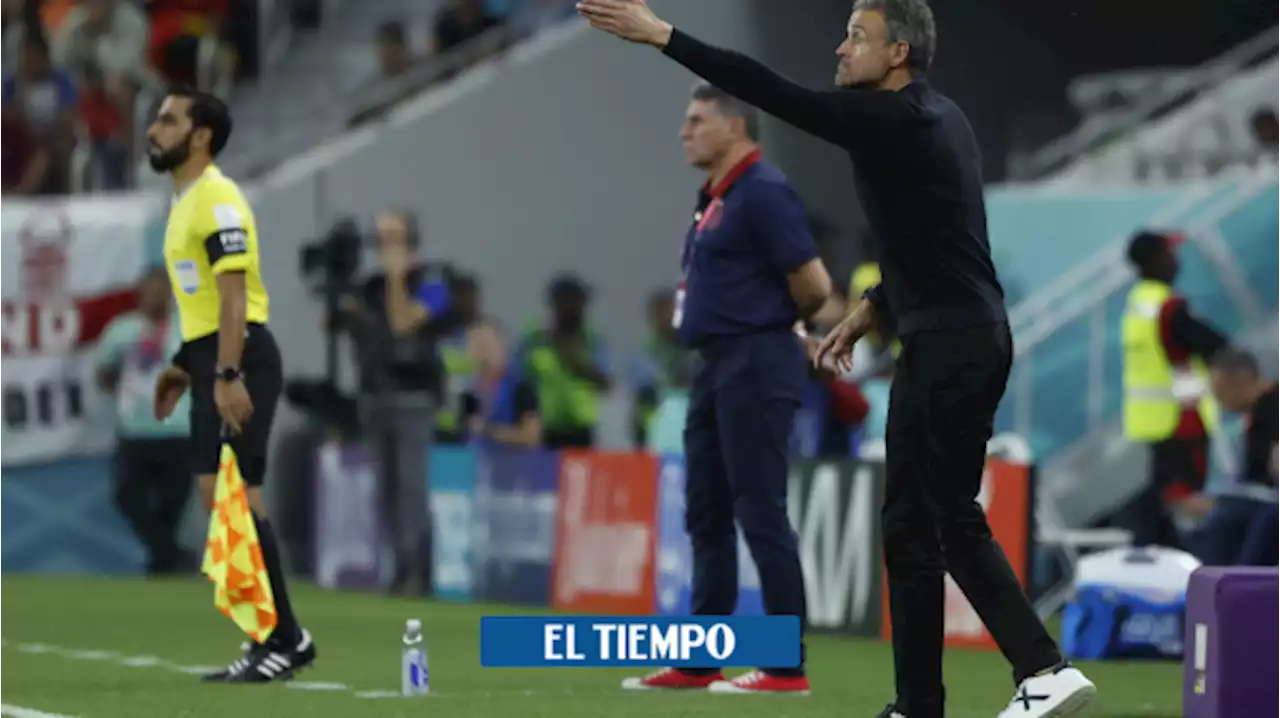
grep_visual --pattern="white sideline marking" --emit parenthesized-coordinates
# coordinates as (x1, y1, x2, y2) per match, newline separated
(171, 665, 221, 676)
(287, 681, 349, 691)
(1, 704, 78, 718)
(66, 650, 117, 661)
(1, 638, 608, 701)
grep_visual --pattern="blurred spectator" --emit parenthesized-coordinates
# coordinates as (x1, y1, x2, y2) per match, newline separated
(55, 0, 159, 189)
(94, 267, 193, 575)
(2, 0, 29, 71)
(432, 0, 503, 55)
(846, 261, 897, 443)
(375, 20, 412, 80)
(507, 0, 574, 41)
(1197, 349, 1278, 565)
(54, 0, 155, 87)
(0, 102, 49, 193)
(1250, 107, 1278, 154)
(630, 288, 694, 448)
(144, 0, 233, 89)
(2, 33, 77, 194)
(793, 323, 871, 459)
(437, 274, 482, 444)
(463, 319, 541, 447)
(450, 273, 482, 328)
(517, 274, 610, 449)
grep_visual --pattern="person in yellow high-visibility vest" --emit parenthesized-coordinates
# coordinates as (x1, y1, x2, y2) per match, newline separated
(1120, 230, 1229, 548)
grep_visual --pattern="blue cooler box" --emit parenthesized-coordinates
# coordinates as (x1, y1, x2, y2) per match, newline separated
(1062, 546, 1200, 660)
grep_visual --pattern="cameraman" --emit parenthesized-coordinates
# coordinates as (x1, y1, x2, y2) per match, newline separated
(335, 209, 457, 597)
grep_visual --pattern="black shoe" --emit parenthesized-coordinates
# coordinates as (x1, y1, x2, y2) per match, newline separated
(229, 629, 316, 684)
(875, 704, 906, 718)
(201, 641, 262, 683)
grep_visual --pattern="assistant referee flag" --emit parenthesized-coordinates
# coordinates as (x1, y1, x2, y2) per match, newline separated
(202, 445, 278, 643)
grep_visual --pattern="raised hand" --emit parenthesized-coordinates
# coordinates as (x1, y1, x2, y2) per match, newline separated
(576, 0, 674, 47)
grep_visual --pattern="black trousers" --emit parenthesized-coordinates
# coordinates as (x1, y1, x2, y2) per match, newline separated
(1117, 437, 1206, 549)
(683, 331, 807, 676)
(883, 324, 1060, 718)
(113, 437, 193, 574)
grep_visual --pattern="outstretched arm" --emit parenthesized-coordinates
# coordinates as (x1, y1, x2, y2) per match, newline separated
(663, 29, 868, 146)
(578, 0, 896, 146)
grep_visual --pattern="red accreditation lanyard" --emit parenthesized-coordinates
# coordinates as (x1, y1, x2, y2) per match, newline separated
(674, 198, 725, 329)
(673, 149, 761, 330)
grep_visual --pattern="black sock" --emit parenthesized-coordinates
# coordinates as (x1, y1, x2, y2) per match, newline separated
(253, 511, 302, 648)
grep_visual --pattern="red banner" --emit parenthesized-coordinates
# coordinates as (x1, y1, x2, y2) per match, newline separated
(879, 458, 1032, 650)
(551, 452, 658, 614)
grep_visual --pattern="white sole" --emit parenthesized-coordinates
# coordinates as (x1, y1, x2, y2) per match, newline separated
(620, 676, 713, 691)
(1028, 683, 1097, 718)
(707, 680, 811, 696)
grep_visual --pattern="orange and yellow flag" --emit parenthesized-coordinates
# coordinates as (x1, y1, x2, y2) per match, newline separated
(202, 444, 278, 643)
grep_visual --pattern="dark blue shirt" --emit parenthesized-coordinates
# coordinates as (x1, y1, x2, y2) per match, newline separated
(678, 151, 818, 347)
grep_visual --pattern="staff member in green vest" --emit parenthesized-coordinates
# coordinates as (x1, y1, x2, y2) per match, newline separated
(631, 288, 696, 447)
(435, 274, 481, 443)
(518, 275, 612, 448)
(1120, 230, 1229, 548)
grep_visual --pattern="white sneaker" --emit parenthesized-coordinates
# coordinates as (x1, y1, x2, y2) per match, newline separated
(996, 664, 1096, 718)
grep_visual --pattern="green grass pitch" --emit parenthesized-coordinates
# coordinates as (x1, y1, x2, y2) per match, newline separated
(1, 576, 1182, 717)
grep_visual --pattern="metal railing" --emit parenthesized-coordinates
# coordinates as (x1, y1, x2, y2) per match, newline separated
(1014, 27, 1279, 180)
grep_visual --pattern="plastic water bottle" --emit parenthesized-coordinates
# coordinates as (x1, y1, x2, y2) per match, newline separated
(401, 619, 429, 696)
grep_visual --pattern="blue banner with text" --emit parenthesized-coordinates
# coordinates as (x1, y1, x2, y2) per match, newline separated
(479, 616, 801, 668)
(473, 445, 560, 605)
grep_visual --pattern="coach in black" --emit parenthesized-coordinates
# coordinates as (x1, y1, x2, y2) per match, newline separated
(621, 82, 832, 695)
(580, 1, 1095, 717)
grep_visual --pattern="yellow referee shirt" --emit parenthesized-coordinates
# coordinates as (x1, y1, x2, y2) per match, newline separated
(163, 165, 270, 341)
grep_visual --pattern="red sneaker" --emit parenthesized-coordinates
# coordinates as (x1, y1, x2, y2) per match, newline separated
(621, 667, 725, 690)
(708, 670, 811, 695)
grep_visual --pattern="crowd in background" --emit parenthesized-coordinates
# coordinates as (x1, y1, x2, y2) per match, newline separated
(374, 0, 575, 83)
(2, 0, 578, 195)
(2, 0, 238, 195)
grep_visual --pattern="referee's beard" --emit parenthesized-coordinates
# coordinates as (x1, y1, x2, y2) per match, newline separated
(148, 132, 194, 173)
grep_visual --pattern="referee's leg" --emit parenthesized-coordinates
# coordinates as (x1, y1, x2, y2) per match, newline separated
(192, 328, 312, 681)
(232, 340, 306, 648)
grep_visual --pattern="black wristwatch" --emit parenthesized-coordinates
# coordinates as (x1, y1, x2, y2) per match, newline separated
(217, 366, 242, 382)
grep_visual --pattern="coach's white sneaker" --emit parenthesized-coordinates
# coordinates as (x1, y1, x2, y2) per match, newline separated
(996, 664, 1096, 718)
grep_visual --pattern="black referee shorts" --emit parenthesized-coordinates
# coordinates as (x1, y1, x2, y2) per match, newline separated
(174, 324, 282, 485)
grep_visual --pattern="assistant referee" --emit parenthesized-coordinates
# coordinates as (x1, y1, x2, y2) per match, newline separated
(579, 2, 1094, 717)
(146, 87, 315, 683)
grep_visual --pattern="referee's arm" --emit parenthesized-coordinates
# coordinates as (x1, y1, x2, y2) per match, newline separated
(205, 227, 251, 370)
(660, 29, 901, 147)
